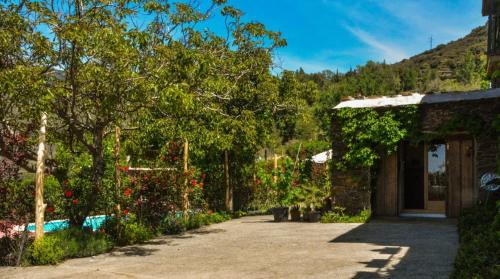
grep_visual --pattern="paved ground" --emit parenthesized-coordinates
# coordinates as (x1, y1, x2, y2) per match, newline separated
(1, 215, 458, 279)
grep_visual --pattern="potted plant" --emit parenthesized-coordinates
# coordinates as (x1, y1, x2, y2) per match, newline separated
(272, 158, 294, 222)
(301, 180, 328, 222)
(289, 205, 301, 221)
(288, 183, 306, 221)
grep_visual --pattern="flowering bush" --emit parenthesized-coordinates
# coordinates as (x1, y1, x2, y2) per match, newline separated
(121, 141, 208, 228)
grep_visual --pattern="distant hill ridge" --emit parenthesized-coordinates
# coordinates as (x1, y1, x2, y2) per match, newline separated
(395, 25, 487, 80)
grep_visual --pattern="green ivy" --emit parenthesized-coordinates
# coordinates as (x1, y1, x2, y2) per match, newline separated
(436, 113, 486, 137)
(334, 106, 418, 169)
(335, 106, 499, 171)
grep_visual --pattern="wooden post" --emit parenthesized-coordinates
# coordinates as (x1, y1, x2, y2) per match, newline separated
(183, 139, 189, 218)
(114, 126, 121, 216)
(273, 153, 278, 183)
(35, 112, 47, 240)
(224, 150, 233, 212)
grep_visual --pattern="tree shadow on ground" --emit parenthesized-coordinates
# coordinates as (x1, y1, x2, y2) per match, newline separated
(110, 246, 160, 257)
(329, 218, 457, 279)
(188, 228, 225, 235)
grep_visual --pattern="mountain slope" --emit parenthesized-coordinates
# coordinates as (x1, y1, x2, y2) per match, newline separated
(395, 25, 487, 80)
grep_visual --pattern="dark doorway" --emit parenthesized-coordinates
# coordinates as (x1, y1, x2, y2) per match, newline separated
(403, 142, 424, 209)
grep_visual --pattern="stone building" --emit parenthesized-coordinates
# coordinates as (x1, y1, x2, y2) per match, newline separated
(331, 90, 500, 218)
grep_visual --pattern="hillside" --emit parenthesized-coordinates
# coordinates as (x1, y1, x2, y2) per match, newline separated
(395, 25, 487, 81)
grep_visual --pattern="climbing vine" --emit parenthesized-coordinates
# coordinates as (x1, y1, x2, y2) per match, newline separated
(335, 105, 499, 172)
(334, 105, 418, 169)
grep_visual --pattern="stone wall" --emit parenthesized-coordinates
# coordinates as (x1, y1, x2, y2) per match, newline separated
(330, 116, 371, 214)
(420, 97, 500, 178)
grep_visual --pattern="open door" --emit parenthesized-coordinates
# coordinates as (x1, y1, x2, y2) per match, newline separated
(401, 141, 446, 215)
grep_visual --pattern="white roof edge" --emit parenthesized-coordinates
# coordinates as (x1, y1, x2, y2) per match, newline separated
(334, 88, 500, 109)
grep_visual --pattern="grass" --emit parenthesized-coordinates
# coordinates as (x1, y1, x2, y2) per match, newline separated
(320, 208, 371, 223)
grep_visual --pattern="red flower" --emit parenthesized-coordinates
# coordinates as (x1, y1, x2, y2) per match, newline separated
(47, 207, 55, 213)
(124, 188, 132, 197)
(123, 209, 129, 215)
(191, 179, 197, 186)
(72, 199, 78, 205)
(65, 190, 73, 198)
(119, 166, 129, 172)
(172, 156, 177, 161)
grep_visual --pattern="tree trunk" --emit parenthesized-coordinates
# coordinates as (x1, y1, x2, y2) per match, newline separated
(224, 150, 233, 212)
(114, 126, 121, 217)
(72, 126, 105, 227)
(35, 112, 47, 240)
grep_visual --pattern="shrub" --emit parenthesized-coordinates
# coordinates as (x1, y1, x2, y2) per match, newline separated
(232, 210, 247, 219)
(451, 202, 500, 279)
(29, 236, 65, 265)
(160, 212, 231, 235)
(160, 215, 188, 234)
(320, 207, 371, 223)
(104, 216, 153, 246)
(55, 229, 113, 258)
(118, 222, 153, 246)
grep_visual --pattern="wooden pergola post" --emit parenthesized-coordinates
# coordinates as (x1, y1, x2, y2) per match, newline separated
(114, 126, 121, 216)
(273, 153, 278, 183)
(224, 150, 233, 212)
(183, 139, 189, 218)
(35, 112, 47, 240)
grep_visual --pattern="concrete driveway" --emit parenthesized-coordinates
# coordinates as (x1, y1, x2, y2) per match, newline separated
(1, 215, 458, 279)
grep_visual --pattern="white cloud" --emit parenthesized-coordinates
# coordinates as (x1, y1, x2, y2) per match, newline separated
(344, 26, 408, 63)
(375, 1, 468, 39)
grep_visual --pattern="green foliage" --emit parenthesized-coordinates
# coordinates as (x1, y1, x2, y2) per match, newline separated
(104, 215, 153, 246)
(285, 140, 330, 160)
(231, 210, 248, 218)
(452, 202, 500, 279)
(320, 207, 371, 223)
(28, 237, 65, 265)
(334, 106, 418, 169)
(455, 51, 486, 85)
(51, 229, 113, 259)
(251, 160, 278, 211)
(160, 212, 231, 235)
(437, 113, 486, 137)
(273, 157, 295, 206)
(26, 228, 113, 265)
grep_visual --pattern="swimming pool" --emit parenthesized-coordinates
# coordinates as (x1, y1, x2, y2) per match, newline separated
(27, 215, 108, 233)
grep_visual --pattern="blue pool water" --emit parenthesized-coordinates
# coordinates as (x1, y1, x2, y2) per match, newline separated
(27, 215, 108, 233)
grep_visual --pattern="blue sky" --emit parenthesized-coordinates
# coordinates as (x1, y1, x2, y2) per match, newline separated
(222, 0, 486, 73)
